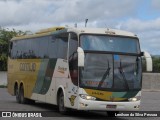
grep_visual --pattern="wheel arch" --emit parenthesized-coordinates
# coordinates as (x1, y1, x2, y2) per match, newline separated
(56, 86, 65, 105)
(14, 81, 19, 95)
(19, 82, 24, 89)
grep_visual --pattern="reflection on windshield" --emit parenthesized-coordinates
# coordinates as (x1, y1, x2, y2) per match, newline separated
(118, 59, 129, 90)
(80, 54, 113, 89)
(80, 53, 142, 91)
(80, 35, 140, 54)
(97, 59, 111, 89)
(113, 55, 142, 90)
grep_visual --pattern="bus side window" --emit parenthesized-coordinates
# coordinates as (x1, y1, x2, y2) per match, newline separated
(12, 41, 17, 59)
(30, 38, 40, 59)
(9, 42, 13, 58)
(69, 33, 78, 86)
(18, 40, 26, 59)
(57, 33, 68, 59)
(38, 37, 49, 59)
(48, 35, 58, 58)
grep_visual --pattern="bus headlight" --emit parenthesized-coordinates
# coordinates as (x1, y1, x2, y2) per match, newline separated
(79, 94, 96, 100)
(128, 96, 141, 102)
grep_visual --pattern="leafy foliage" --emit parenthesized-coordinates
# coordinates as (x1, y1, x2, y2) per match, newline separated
(142, 56, 160, 73)
(152, 57, 160, 73)
(0, 27, 27, 71)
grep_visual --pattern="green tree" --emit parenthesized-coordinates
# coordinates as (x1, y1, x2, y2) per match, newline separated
(142, 56, 160, 73)
(142, 58, 146, 72)
(0, 27, 27, 71)
(152, 57, 160, 73)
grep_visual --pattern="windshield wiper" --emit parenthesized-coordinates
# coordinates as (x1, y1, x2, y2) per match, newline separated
(118, 59, 129, 90)
(97, 59, 110, 89)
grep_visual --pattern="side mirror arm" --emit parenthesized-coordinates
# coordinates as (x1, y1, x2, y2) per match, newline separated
(143, 51, 152, 72)
(77, 47, 84, 67)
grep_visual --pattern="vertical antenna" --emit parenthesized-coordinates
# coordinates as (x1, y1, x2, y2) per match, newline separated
(85, 19, 88, 27)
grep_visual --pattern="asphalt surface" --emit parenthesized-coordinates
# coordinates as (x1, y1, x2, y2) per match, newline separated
(0, 88, 160, 120)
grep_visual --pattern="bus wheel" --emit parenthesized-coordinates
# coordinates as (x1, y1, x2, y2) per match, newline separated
(19, 86, 27, 104)
(27, 99, 35, 104)
(107, 111, 119, 117)
(15, 86, 20, 103)
(58, 92, 67, 114)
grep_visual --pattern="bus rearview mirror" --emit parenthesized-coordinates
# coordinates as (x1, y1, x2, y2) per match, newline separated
(77, 47, 84, 67)
(143, 51, 152, 72)
(140, 52, 144, 56)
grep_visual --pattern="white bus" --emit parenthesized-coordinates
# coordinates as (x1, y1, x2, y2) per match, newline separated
(8, 27, 152, 116)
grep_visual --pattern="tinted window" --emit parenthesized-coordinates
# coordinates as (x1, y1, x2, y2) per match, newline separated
(22, 39, 30, 59)
(69, 33, 78, 57)
(11, 33, 69, 59)
(18, 40, 26, 59)
(80, 35, 140, 54)
(48, 36, 58, 58)
(38, 37, 49, 58)
(11, 41, 17, 59)
(30, 38, 39, 58)
(57, 38, 68, 59)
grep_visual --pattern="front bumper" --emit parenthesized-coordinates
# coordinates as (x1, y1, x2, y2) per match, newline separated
(78, 97, 140, 111)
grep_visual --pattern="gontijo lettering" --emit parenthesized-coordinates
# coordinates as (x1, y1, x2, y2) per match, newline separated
(20, 63, 36, 72)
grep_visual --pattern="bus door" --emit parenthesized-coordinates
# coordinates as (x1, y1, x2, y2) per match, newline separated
(66, 33, 79, 108)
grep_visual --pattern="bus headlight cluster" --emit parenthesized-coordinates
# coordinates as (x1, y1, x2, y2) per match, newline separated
(128, 96, 141, 102)
(79, 94, 96, 100)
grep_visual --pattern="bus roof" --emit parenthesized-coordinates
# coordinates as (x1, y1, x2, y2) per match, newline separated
(11, 27, 137, 41)
(11, 27, 66, 41)
(67, 27, 137, 37)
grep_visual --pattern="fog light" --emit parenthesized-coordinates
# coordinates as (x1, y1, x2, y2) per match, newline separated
(80, 103, 85, 107)
(134, 105, 140, 108)
(85, 104, 88, 107)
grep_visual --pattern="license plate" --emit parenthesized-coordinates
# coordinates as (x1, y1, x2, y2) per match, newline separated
(106, 105, 117, 108)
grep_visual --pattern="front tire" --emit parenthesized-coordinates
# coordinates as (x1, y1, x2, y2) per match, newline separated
(58, 92, 67, 114)
(27, 99, 35, 104)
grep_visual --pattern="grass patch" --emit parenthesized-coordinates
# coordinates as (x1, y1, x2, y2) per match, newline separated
(0, 85, 7, 88)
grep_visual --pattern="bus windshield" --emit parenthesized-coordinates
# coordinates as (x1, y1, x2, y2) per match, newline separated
(79, 54, 142, 91)
(80, 34, 140, 54)
(79, 34, 142, 91)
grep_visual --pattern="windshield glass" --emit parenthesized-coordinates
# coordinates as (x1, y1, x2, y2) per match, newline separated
(79, 53, 142, 91)
(80, 35, 140, 54)
(80, 54, 113, 89)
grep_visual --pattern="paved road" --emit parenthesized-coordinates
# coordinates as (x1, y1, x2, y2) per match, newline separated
(0, 88, 160, 120)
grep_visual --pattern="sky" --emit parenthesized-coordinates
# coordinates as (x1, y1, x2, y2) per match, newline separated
(0, 0, 160, 55)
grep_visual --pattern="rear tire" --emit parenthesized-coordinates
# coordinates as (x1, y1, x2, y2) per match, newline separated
(58, 92, 67, 114)
(19, 86, 27, 104)
(15, 86, 20, 103)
